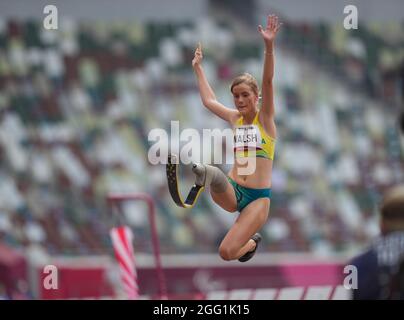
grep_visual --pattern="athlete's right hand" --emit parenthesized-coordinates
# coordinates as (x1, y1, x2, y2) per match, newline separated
(192, 42, 203, 68)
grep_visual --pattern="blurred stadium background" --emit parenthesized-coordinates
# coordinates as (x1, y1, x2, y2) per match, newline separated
(0, 0, 403, 300)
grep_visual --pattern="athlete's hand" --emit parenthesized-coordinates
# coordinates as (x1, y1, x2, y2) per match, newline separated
(192, 42, 203, 68)
(258, 14, 282, 43)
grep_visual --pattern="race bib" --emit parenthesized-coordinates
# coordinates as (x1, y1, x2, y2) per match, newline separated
(234, 125, 262, 150)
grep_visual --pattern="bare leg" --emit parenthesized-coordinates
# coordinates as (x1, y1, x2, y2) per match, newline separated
(191, 162, 267, 260)
(219, 198, 270, 261)
(210, 183, 237, 213)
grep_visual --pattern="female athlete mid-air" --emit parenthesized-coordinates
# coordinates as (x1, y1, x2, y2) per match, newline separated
(191, 14, 281, 262)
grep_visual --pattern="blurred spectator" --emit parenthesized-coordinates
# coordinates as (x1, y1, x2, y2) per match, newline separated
(387, 254, 404, 299)
(0, 282, 9, 300)
(350, 185, 404, 299)
(10, 279, 32, 300)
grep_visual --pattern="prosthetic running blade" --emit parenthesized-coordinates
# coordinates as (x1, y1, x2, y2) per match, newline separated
(166, 154, 205, 208)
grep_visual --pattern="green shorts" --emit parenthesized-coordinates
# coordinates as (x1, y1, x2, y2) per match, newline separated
(227, 177, 272, 212)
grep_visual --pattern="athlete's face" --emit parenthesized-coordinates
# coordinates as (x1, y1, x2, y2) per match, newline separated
(232, 83, 258, 116)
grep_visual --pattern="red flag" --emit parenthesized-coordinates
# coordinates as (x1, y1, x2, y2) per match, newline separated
(110, 226, 139, 299)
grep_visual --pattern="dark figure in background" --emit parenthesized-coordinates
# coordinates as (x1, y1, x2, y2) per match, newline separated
(350, 185, 404, 299)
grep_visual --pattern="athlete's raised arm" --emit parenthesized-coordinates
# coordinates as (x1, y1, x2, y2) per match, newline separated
(258, 15, 281, 135)
(192, 42, 239, 123)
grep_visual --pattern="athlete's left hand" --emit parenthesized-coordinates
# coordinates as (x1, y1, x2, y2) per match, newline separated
(258, 14, 282, 43)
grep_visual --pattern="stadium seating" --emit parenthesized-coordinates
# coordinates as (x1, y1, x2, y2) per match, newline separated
(0, 16, 403, 260)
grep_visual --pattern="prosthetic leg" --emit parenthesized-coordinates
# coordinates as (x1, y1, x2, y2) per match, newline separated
(166, 154, 227, 208)
(166, 154, 204, 208)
